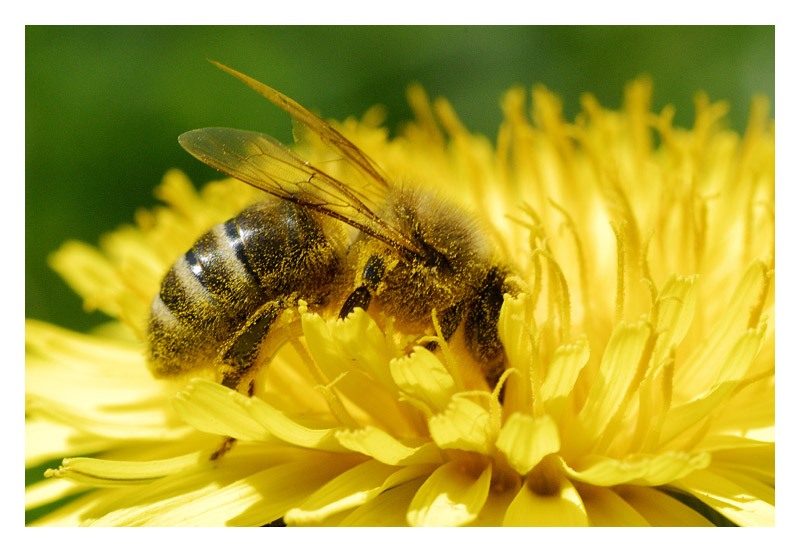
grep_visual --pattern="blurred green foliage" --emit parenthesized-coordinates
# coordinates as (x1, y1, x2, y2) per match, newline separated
(26, 26, 774, 332)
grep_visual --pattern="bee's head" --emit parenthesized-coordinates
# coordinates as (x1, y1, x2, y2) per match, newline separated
(376, 186, 494, 321)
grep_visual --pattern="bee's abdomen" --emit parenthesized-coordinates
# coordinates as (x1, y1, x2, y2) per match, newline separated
(147, 201, 341, 378)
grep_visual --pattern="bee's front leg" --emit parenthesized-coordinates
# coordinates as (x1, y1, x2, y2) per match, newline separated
(339, 254, 386, 319)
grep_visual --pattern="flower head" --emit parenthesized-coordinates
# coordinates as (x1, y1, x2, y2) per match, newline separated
(26, 78, 774, 526)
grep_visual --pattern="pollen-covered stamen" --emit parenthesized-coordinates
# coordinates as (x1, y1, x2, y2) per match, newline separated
(489, 367, 519, 432)
(531, 248, 571, 344)
(639, 230, 658, 303)
(514, 203, 546, 304)
(314, 372, 359, 429)
(747, 261, 773, 330)
(549, 198, 592, 332)
(518, 311, 542, 416)
(612, 221, 627, 323)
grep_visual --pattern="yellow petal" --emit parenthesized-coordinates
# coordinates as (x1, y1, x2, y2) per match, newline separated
(26, 320, 187, 441)
(651, 274, 698, 364)
(329, 308, 396, 390)
(712, 370, 774, 438)
(25, 320, 143, 379)
(710, 441, 774, 484)
(574, 321, 651, 448)
(99, 225, 165, 299)
(95, 453, 357, 526)
(427, 395, 492, 455)
(29, 486, 119, 526)
(339, 478, 423, 527)
(284, 460, 399, 524)
(390, 346, 456, 412)
(497, 293, 535, 410)
(712, 466, 775, 506)
(243, 392, 347, 452)
(496, 412, 560, 475)
(285, 460, 433, 525)
(301, 312, 416, 434)
(25, 418, 113, 467)
(578, 484, 650, 526)
(677, 468, 774, 526)
(407, 461, 492, 527)
(465, 480, 521, 526)
(298, 312, 343, 381)
(59, 446, 323, 526)
(541, 335, 589, 420)
(503, 472, 588, 526)
(335, 426, 442, 465)
(676, 260, 768, 394)
(660, 326, 766, 447)
(615, 485, 714, 526)
(562, 451, 710, 487)
(25, 477, 88, 511)
(170, 379, 272, 442)
(44, 451, 209, 487)
(27, 393, 191, 441)
(48, 241, 131, 320)
(699, 434, 773, 453)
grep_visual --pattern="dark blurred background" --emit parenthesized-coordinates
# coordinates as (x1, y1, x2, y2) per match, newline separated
(26, 26, 775, 332)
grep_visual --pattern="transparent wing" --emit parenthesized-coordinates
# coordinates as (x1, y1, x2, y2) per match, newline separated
(209, 60, 391, 200)
(178, 127, 421, 254)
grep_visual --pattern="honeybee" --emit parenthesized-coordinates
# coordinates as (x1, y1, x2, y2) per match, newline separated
(147, 62, 520, 395)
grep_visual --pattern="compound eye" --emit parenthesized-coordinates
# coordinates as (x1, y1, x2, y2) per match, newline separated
(420, 245, 452, 272)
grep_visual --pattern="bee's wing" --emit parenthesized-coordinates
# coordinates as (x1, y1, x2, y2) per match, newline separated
(209, 60, 391, 196)
(178, 127, 421, 255)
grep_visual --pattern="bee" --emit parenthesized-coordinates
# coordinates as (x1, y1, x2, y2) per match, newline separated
(147, 61, 520, 395)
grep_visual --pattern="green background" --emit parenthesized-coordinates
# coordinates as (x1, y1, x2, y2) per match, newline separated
(26, 26, 775, 332)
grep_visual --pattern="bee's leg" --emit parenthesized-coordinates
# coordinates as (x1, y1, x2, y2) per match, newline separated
(425, 302, 465, 352)
(262, 518, 287, 527)
(339, 286, 371, 319)
(209, 300, 285, 463)
(339, 254, 386, 319)
(210, 436, 237, 461)
(464, 267, 519, 390)
(219, 299, 286, 393)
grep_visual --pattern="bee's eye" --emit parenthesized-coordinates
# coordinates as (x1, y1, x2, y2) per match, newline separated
(420, 245, 451, 271)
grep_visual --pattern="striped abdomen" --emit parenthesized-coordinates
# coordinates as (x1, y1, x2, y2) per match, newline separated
(147, 200, 342, 378)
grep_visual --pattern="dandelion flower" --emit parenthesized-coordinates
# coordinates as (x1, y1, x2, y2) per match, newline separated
(26, 77, 774, 526)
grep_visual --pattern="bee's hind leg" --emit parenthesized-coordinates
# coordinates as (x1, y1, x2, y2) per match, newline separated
(218, 299, 286, 394)
(209, 300, 285, 462)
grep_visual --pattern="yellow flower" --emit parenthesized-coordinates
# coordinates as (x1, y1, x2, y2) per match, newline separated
(25, 78, 774, 526)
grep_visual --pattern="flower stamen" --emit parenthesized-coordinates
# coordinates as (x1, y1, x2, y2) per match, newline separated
(315, 372, 359, 430)
(612, 221, 627, 323)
